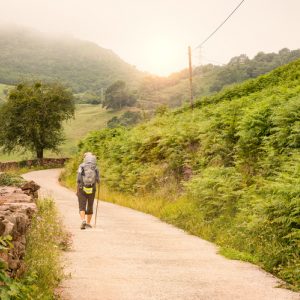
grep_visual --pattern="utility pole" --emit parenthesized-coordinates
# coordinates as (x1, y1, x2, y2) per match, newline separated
(188, 46, 193, 109)
(101, 87, 104, 106)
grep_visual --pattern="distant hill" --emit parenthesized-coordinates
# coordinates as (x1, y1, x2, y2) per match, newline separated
(2, 25, 300, 110)
(138, 48, 300, 108)
(0, 26, 144, 93)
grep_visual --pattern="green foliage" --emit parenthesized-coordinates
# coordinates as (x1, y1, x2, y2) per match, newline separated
(209, 49, 300, 92)
(103, 80, 137, 110)
(64, 58, 300, 289)
(0, 173, 25, 187)
(0, 236, 36, 299)
(197, 59, 300, 107)
(74, 92, 102, 105)
(185, 167, 244, 224)
(0, 263, 38, 300)
(107, 111, 142, 128)
(0, 83, 11, 105)
(0, 198, 69, 299)
(0, 235, 13, 251)
(24, 198, 70, 298)
(0, 81, 75, 159)
(0, 104, 126, 162)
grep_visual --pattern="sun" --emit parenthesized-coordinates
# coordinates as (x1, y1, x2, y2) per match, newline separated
(144, 37, 183, 76)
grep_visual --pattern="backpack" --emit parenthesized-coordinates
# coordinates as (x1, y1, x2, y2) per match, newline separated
(81, 155, 97, 187)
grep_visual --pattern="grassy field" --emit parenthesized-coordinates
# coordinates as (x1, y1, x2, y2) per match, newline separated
(61, 104, 124, 155)
(0, 104, 124, 162)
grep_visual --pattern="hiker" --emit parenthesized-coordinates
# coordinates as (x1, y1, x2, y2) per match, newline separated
(77, 152, 100, 229)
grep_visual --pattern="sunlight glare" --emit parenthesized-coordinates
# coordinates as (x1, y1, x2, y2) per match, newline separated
(144, 37, 183, 76)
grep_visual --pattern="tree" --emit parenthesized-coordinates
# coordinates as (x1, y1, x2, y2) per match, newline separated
(107, 111, 142, 128)
(0, 81, 75, 159)
(103, 80, 136, 110)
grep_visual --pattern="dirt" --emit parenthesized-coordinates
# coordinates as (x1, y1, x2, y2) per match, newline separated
(23, 169, 300, 300)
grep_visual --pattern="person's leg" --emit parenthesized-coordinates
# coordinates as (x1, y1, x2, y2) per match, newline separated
(78, 190, 87, 229)
(86, 213, 92, 224)
(86, 193, 95, 226)
(80, 210, 85, 221)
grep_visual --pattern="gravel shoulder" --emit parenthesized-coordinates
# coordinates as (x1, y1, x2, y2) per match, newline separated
(23, 169, 299, 300)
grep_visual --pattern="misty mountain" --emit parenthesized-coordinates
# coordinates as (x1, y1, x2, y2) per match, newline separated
(0, 26, 143, 93)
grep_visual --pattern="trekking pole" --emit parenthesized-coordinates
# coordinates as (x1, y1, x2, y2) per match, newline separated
(94, 182, 100, 228)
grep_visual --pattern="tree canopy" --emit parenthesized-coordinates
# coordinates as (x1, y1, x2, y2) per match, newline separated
(0, 81, 75, 159)
(103, 80, 137, 110)
(107, 111, 142, 128)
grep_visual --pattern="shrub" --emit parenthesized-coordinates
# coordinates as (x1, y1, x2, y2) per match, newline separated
(62, 58, 300, 289)
(0, 173, 25, 187)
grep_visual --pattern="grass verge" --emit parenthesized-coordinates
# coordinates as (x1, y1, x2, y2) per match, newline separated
(24, 198, 71, 298)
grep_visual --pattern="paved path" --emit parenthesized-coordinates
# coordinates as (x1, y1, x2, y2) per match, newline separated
(23, 169, 299, 300)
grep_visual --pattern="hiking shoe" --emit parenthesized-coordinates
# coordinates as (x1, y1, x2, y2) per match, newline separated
(80, 220, 86, 230)
(86, 223, 92, 229)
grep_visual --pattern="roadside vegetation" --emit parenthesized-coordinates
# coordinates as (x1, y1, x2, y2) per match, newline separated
(62, 58, 300, 290)
(0, 197, 70, 299)
(24, 198, 70, 299)
(0, 173, 25, 187)
(0, 173, 70, 299)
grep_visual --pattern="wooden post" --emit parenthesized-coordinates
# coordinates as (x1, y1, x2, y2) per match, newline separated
(188, 46, 193, 109)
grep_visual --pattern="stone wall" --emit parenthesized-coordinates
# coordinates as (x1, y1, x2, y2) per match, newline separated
(0, 181, 40, 277)
(0, 158, 69, 172)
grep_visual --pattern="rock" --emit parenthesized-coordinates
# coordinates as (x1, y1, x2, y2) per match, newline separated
(2, 219, 14, 236)
(0, 180, 39, 277)
(21, 181, 40, 199)
(0, 186, 32, 203)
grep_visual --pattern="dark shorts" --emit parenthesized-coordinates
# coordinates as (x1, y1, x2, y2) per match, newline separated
(78, 187, 96, 214)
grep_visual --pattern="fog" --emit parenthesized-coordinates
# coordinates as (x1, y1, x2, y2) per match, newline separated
(0, 0, 299, 75)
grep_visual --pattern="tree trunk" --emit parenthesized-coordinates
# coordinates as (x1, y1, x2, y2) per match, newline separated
(36, 148, 44, 165)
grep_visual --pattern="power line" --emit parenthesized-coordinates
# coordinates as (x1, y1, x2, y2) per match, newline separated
(192, 48, 224, 65)
(195, 0, 246, 49)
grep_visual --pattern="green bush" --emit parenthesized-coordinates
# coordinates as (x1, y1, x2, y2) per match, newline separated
(185, 167, 244, 224)
(0, 173, 25, 187)
(63, 58, 300, 290)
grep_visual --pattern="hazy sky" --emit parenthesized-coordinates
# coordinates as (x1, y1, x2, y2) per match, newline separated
(0, 0, 299, 75)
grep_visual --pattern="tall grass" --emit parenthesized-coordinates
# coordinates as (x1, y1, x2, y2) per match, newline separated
(24, 198, 70, 299)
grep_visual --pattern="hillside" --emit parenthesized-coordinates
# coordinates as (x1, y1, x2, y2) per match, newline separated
(63, 59, 300, 290)
(2, 26, 299, 110)
(0, 26, 143, 93)
(138, 48, 300, 108)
